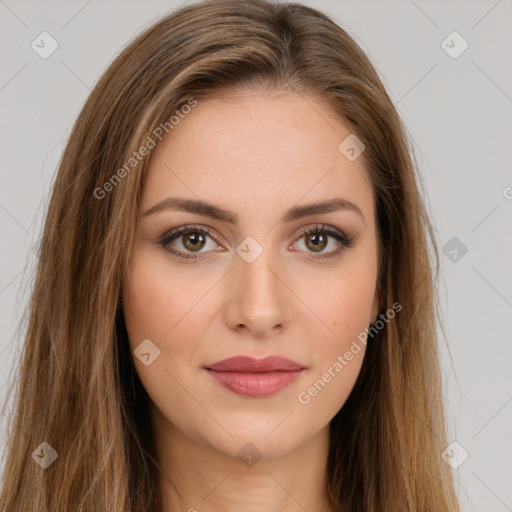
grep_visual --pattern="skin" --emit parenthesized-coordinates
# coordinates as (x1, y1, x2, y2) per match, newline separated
(122, 87, 380, 512)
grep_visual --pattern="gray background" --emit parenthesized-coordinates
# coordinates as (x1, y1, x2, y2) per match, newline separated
(1, 1, 511, 510)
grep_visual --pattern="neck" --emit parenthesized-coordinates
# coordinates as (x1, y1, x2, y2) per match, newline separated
(150, 403, 336, 512)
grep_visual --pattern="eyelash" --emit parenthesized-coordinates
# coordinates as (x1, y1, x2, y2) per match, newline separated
(157, 223, 355, 262)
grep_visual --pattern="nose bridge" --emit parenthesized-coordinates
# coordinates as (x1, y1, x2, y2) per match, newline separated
(236, 234, 281, 297)
(226, 233, 287, 333)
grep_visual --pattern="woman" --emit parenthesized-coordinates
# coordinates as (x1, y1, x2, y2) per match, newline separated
(0, 0, 461, 510)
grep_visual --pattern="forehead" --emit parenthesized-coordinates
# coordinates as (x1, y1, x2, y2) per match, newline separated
(142, 91, 374, 225)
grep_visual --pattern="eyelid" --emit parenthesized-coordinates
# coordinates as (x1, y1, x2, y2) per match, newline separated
(158, 223, 224, 245)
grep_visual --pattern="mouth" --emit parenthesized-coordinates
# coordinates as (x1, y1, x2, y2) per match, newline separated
(204, 355, 306, 398)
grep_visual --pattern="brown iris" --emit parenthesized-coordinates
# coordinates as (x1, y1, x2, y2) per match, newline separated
(182, 232, 206, 251)
(305, 232, 327, 252)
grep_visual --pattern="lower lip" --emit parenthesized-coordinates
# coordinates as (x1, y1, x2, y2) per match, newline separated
(205, 369, 304, 397)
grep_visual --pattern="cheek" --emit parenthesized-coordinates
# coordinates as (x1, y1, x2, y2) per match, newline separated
(122, 250, 220, 400)
(122, 252, 206, 342)
(292, 263, 376, 411)
(295, 284, 370, 415)
(121, 253, 207, 411)
(326, 283, 374, 369)
(298, 266, 377, 343)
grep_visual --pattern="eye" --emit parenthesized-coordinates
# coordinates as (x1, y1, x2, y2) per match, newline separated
(292, 223, 354, 259)
(158, 224, 220, 261)
(158, 223, 355, 261)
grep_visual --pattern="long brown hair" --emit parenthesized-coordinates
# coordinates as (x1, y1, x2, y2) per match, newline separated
(0, 0, 460, 510)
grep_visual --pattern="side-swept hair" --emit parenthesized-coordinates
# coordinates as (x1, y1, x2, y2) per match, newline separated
(0, 1, 460, 510)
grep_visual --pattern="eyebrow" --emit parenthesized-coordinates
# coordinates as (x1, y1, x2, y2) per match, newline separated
(143, 196, 365, 225)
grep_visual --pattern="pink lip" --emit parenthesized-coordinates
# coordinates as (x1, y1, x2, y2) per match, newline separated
(204, 356, 306, 397)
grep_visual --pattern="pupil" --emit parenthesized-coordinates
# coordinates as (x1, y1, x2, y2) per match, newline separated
(186, 232, 204, 249)
(309, 233, 326, 251)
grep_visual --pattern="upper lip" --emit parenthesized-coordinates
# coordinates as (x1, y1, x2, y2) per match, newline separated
(205, 356, 305, 373)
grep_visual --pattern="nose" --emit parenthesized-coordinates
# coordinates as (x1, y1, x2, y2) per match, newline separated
(223, 243, 288, 338)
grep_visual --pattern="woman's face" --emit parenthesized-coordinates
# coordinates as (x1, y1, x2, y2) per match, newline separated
(122, 89, 379, 460)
